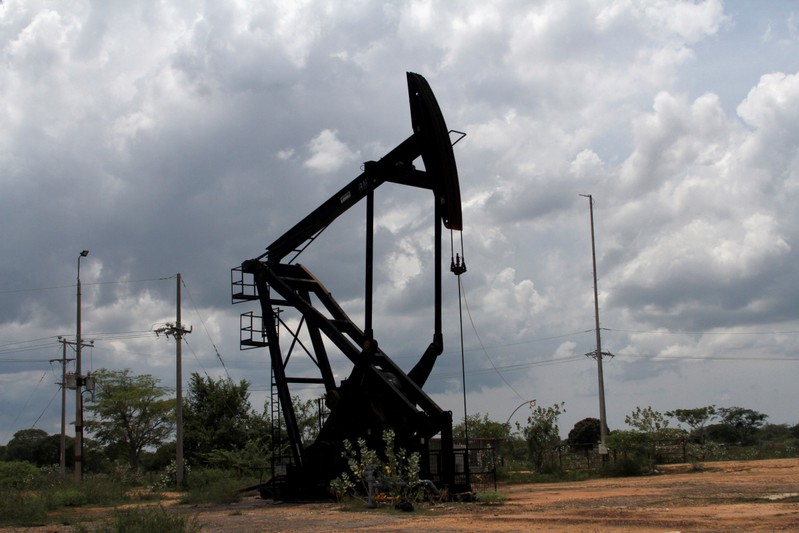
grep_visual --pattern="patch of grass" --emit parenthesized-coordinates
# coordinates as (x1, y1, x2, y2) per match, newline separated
(79, 475, 130, 506)
(476, 491, 507, 505)
(0, 469, 149, 528)
(49, 486, 90, 507)
(507, 469, 590, 484)
(507, 471, 536, 483)
(0, 491, 49, 527)
(689, 461, 706, 472)
(338, 496, 371, 512)
(180, 468, 245, 505)
(335, 495, 392, 512)
(74, 505, 201, 533)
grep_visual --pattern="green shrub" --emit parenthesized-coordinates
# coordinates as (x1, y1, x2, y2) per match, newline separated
(154, 459, 192, 491)
(180, 468, 244, 504)
(0, 462, 49, 526)
(0, 461, 41, 489)
(49, 487, 89, 507)
(331, 429, 424, 504)
(109, 461, 145, 486)
(77, 474, 129, 506)
(607, 456, 648, 477)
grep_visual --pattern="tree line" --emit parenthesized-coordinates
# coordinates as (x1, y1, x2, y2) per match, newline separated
(0, 369, 322, 474)
(2, 368, 797, 479)
(455, 402, 799, 477)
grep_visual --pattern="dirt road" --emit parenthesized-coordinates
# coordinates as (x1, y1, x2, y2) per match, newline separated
(193, 458, 799, 532)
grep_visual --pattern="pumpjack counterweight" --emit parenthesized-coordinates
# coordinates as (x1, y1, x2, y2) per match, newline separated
(233, 72, 470, 500)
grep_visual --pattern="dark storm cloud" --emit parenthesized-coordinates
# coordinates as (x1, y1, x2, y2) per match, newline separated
(2, 1, 799, 442)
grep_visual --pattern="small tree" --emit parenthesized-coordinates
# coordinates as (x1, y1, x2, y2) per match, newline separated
(454, 412, 512, 476)
(704, 423, 739, 444)
(4, 429, 56, 466)
(619, 406, 685, 468)
(718, 407, 768, 445)
(293, 396, 328, 444)
(183, 373, 260, 467)
(519, 402, 564, 472)
(606, 429, 651, 475)
(568, 418, 601, 454)
(85, 368, 175, 471)
(666, 406, 717, 443)
(454, 413, 510, 441)
(625, 406, 670, 434)
(666, 405, 718, 461)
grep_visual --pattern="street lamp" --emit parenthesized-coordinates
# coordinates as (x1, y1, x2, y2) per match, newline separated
(75, 249, 88, 480)
(504, 399, 537, 428)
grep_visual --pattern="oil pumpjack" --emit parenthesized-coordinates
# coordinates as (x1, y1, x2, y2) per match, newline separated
(232, 72, 470, 500)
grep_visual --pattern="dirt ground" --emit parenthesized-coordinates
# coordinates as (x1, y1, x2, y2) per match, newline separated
(192, 458, 799, 532)
(6, 458, 799, 532)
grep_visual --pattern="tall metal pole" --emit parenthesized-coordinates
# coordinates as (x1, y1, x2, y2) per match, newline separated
(581, 195, 609, 455)
(175, 273, 184, 487)
(75, 249, 88, 481)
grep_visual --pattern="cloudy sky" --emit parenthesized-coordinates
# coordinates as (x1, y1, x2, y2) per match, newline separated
(2, 0, 798, 445)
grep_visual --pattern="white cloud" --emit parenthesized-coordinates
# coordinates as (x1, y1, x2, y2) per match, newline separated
(384, 238, 423, 290)
(481, 267, 549, 341)
(737, 72, 799, 179)
(303, 129, 358, 173)
(275, 148, 295, 160)
(570, 149, 604, 179)
(618, 213, 788, 289)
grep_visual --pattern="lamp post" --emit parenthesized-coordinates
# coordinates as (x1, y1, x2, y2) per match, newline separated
(504, 399, 537, 428)
(75, 250, 88, 481)
(503, 399, 536, 468)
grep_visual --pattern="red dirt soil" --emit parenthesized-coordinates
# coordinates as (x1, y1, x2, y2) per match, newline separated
(7, 458, 799, 532)
(186, 458, 799, 532)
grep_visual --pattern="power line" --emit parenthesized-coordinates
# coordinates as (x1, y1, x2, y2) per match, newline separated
(459, 277, 526, 402)
(2, 369, 50, 444)
(0, 275, 175, 295)
(0, 284, 75, 294)
(619, 353, 799, 362)
(0, 331, 156, 358)
(429, 354, 586, 382)
(31, 385, 60, 429)
(0, 359, 57, 364)
(605, 327, 799, 336)
(0, 336, 63, 348)
(180, 277, 228, 373)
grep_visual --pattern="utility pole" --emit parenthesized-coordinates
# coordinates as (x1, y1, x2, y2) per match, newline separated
(155, 273, 191, 487)
(75, 249, 89, 481)
(53, 338, 74, 475)
(579, 195, 613, 461)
